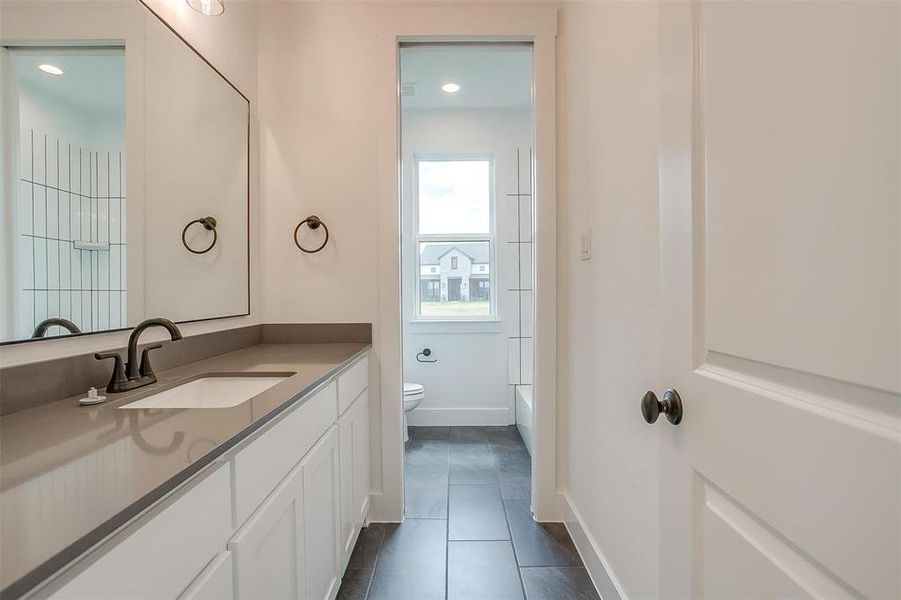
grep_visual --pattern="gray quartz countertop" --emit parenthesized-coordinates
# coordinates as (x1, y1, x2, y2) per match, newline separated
(0, 342, 369, 597)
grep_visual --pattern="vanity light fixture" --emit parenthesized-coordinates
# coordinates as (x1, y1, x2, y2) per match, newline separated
(38, 64, 64, 76)
(441, 82, 461, 94)
(186, 0, 224, 16)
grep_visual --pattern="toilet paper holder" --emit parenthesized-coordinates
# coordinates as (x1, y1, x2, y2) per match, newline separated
(416, 348, 437, 363)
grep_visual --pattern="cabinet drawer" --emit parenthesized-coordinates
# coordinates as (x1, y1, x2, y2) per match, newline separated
(178, 551, 233, 600)
(51, 465, 231, 600)
(233, 381, 337, 525)
(337, 356, 368, 415)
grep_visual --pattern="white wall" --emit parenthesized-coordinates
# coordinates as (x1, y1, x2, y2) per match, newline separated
(401, 108, 531, 426)
(0, 0, 260, 366)
(256, 0, 391, 516)
(556, 2, 661, 598)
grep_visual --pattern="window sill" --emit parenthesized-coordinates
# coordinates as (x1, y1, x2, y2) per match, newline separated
(406, 319, 505, 335)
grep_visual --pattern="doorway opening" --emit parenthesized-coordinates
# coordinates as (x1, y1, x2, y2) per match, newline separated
(392, 41, 547, 596)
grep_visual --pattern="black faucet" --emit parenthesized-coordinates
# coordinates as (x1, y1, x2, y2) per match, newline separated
(31, 317, 81, 338)
(95, 318, 183, 394)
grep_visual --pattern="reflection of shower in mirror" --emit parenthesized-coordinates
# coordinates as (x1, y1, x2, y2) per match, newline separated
(9, 48, 127, 340)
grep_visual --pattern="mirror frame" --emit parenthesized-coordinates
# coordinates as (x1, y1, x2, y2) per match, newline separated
(0, 0, 251, 347)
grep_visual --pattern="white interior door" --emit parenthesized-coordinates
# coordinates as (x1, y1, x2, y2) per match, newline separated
(658, 2, 900, 598)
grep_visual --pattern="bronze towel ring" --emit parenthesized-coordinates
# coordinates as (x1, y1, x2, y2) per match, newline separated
(294, 215, 329, 254)
(182, 216, 217, 254)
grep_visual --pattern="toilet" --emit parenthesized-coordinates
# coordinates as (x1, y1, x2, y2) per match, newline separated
(403, 382, 425, 442)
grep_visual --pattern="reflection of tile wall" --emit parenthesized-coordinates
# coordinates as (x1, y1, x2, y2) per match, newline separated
(507, 147, 534, 389)
(17, 130, 127, 339)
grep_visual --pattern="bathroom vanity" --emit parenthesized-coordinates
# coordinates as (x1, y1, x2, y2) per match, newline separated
(1, 2, 371, 597)
(0, 338, 372, 600)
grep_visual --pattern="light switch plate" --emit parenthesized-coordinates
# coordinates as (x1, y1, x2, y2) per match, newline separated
(579, 229, 592, 261)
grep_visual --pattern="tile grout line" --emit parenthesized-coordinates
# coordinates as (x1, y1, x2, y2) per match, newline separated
(444, 430, 451, 600)
(493, 434, 530, 600)
(360, 526, 381, 600)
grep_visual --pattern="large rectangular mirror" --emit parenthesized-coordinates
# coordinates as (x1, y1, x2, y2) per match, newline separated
(0, 0, 250, 345)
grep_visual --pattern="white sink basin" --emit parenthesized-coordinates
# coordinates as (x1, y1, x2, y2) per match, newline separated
(119, 375, 291, 409)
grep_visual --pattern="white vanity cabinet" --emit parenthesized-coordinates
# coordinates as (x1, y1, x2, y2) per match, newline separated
(45, 351, 370, 600)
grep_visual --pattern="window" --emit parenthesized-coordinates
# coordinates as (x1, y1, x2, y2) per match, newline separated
(415, 157, 495, 319)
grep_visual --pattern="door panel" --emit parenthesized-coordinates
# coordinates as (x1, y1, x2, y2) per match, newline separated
(353, 393, 370, 526)
(658, 2, 900, 599)
(302, 426, 341, 600)
(339, 393, 370, 568)
(700, 481, 849, 599)
(229, 461, 306, 600)
(339, 403, 359, 566)
(701, 1, 899, 393)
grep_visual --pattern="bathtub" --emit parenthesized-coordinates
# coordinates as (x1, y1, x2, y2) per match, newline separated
(515, 386, 534, 455)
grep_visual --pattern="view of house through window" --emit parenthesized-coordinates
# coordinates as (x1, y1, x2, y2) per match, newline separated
(416, 159, 494, 318)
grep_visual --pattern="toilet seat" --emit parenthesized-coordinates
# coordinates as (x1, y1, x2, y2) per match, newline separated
(403, 382, 424, 397)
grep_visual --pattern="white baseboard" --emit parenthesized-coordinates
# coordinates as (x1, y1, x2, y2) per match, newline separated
(562, 492, 627, 600)
(406, 407, 513, 426)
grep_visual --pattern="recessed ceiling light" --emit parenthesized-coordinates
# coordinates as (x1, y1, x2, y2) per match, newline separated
(38, 64, 64, 76)
(441, 82, 461, 94)
(186, 0, 224, 16)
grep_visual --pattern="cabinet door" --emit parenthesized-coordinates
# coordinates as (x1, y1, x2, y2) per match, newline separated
(302, 426, 341, 600)
(352, 392, 370, 528)
(338, 408, 357, 569)
(229, 461, 306, 600)
(339, 392, 371, 569)
(178, 551, 233, 600)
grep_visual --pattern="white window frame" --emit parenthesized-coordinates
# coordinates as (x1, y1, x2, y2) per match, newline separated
(412, 152, 497, 322)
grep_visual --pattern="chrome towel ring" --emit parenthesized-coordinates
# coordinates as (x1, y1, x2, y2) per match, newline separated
(182, 216, 217, 254)
(294, 215, 329, 253)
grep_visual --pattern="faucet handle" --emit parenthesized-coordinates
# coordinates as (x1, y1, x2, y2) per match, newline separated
(94, 352, 128, 393)
(139, 344, 164, 379)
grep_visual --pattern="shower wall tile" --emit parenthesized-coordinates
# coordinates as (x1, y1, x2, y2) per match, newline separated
(518, 246, 533, 290)
(16, 136, 127, 337)
(46, 139, 60, 189)
(505, 146, 535, 388)
(110, 198, 124, 243)
(520, 292, 533, 338)
(32, 133, 46, 184)
(520, 340, 534, 385)
(58, 143, 72, 192)
(33, 186, 47, 237)
(518, 197, 532, 243)
(507, 337, 521, 385)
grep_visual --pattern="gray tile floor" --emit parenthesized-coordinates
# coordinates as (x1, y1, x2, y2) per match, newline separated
(337, 426, 600, 600)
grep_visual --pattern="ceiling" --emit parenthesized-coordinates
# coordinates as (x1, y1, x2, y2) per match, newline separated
(13, 48, 126, 116)
(400, 45, 532, 110)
